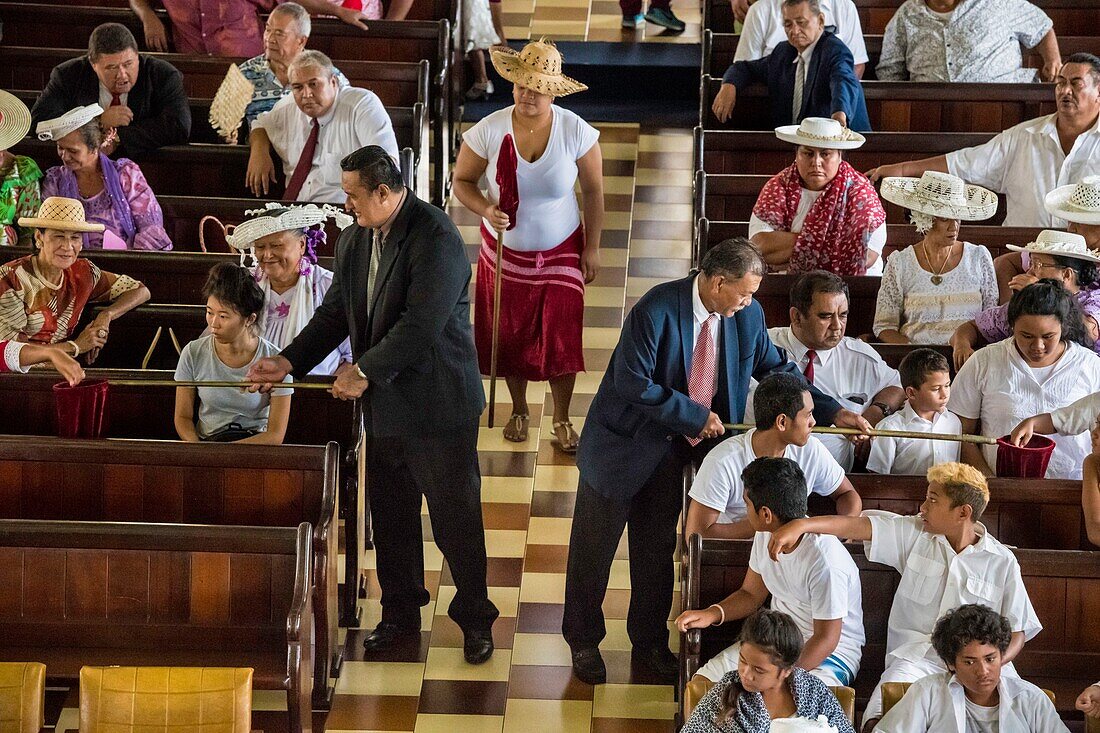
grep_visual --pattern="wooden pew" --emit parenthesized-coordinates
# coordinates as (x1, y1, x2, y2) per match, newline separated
(680, 534, 1100, 718)
(0, 435, 340, 707)
(0, 519, 314, 733)
(700, 75, 1055, 133)
(694, 127, 994, 176)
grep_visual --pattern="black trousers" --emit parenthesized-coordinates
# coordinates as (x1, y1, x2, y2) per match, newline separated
(562, 440, 698, 651)
(366, 422, 499, 633)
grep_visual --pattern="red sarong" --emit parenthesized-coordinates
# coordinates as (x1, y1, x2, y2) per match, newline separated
(475, 223, 586, 381)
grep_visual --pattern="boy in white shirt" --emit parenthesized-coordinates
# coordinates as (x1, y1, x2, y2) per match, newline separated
(676, 456, 865, 688)
(867, 349, 962, 475)
(875, 604, 1067, 733)
(767, 461, 1042, 732)
(686, 372, 862, 539)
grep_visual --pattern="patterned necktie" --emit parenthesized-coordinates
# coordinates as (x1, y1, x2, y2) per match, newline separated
(803, 348, 817, 384)
(366, 229, 382, 316)
(283, 118, 320, 201)
(792, 56, 806, 122)
(687, 314, 718, 446)
(110, 94, 122, 107)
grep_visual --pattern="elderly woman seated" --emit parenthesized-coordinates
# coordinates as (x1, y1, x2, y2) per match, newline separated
(37, 105, 172, 251)
(873, 172, 999, 345)
(1, 90, 42, 247)
(0, 197, 149, 361)
(225, 203, 351, 375)
(750, 118, 886, 276)
(951, 231, 1100, 369)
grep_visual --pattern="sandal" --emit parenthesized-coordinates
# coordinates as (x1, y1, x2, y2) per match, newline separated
(503, 413, 529, 442)
(552, 421, 580, 454)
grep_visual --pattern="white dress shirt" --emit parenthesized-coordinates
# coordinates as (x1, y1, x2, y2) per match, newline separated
(735, 0, 868, 65)
(874, 671, 1069, 733)
(691, 274, 720, 397)
(866, 403, 963, 475)
(254, 86, 400, 204)
(1051, 391, 1100, 438)
(864, 512, 1042, 667)
(98, 85, 128, 109)
(947, 113, 1100, 227)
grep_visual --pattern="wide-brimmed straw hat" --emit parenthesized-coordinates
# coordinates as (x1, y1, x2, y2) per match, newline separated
(225, 202, 350, 250)
(36, 104, 104, 142)
(0, 89, 32, 151)
(1007, 230, 1100, 263)
(1045, 177, 1100, 225)
(18, 196, 105, 233)
(774, 117, 866, 150)
(880, 171, 998, 221)
(490, 38, 587, 98)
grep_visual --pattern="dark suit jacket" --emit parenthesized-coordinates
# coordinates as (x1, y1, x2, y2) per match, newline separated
(576, 275, 842, 501)
(31, 55, 191, 159)
(281, 191, 485, 437)
(722, 31, 870, 132)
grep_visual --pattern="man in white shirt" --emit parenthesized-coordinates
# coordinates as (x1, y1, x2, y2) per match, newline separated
(687, 372, 861, 538)
(246, 49, 399, 203)
(875, 604, 1067, 733)
(768, 462, 1043, 732)
(676, 456, 865, 688)
(746, 270, 905, 469)
(867, 53, 1100, 228)
(1078, 682, 1100, 719)
(734, 0, 868, 77)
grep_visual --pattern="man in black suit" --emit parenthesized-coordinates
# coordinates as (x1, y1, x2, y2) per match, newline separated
(248, 145, 498, 664)
(31, 23, 190, 159)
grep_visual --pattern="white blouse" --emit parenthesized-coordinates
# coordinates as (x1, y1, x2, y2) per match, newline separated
(462, 105, 600, 251)
(873, 242, 998, 344)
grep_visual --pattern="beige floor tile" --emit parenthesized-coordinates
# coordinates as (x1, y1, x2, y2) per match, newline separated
(424, 647, 513, 681)
(532, 463, 580, 491)
(479, 426, 539, 452)
(599, 142, 640, 160)
(511, 631, 574, 666)
(602, 619, 680, 652)
(635, 168, 692, 186)
(604, 211, 632, 230)
(503, 25, 532, 38)
(571, 370, 606, 393)
(583, 327, 626, 349)
(337, 661, 426, 695)
(251, 689, 288, 711)
(437, 584, 521, 618)
(632, 202, 694, 222)
(584, 284, 626, 308)
(592, 683, 677, 719)
(629, 239, 693, 259)
(529, 19, 589, 34)
(503, 699, 594, 733)
(599, 248, 629, 268)
(518, 572, 568, 603)
(608, 558, 631, 590)
(483, 476, 536, 504)
(526, 516, 574, 545)
(485, 529, 531, 558)
(589, 14, 628, 28)
(638, 134, 693, 153)
(603, 175, 635, 195)
(415, 715, 504, 733)
(626, 277, 666, 298)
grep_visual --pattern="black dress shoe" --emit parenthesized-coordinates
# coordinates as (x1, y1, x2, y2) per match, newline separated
(632, 645, 678, 681)
(571, 647, 607, 685)
(362, 621, 419, 651)
(463, 630, 495, 665)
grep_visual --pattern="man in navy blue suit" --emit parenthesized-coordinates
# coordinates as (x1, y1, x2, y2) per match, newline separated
(712, 0, 870, 132)
(562, 237, 871, 684)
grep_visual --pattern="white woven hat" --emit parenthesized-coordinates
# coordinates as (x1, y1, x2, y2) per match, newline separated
(1045, 177, 1100, 225)
(1007, 230, 1100, 263)
(0, 89, 32, 151)
(225, 202, 350, 250)
(880, 171, 998, 221)
(774, 117, 866, 150)
(36, 104, 104, 141)
(18, 196, 105, 232)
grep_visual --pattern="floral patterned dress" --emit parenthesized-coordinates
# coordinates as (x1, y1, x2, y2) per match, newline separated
(0, 156, 43, 248)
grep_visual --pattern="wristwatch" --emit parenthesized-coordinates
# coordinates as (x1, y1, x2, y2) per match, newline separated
(871, 400, 894, 417)
(355, 364, 367, 380)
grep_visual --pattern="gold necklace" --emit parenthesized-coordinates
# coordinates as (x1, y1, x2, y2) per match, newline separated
(922, 240, 956, 285)
(513, 110, 550, 135)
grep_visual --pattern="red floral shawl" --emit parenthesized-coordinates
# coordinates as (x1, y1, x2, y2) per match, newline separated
(752, 160, 885, 276)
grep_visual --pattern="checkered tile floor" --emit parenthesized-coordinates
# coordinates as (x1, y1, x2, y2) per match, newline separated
(501, 0, 701, 43)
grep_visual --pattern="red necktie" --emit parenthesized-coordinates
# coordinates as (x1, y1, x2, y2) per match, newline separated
(687, 314, 718, 446)
(283, 118, 320, 202)
(803, 349, 816, 384)
(110, 94, 121, 107)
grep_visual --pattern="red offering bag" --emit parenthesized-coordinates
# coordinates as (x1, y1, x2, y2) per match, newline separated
(53, 379, 110, 439)
(996, 435, 1055, 478)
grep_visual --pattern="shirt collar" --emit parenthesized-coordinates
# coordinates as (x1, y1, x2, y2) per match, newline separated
(933, 521, 991, 554)
(784, 328, 837, 365)
(793, 35, 822, 65)
(379, 187, 409, 240)
(693, 274, 718, 325)
(315, 88, 341, 127)
(1023, 112, 1100, 139)
(898, 401, 947, 426)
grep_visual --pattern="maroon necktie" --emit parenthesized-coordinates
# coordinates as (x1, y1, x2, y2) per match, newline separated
(803, 349, 816, 384)
(110, 94, 121, 107)
(283, 118, 320, 201)
(687, 315, 718, 446)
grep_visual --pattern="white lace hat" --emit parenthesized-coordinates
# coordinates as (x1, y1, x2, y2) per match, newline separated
(880, 171, 998, 221)
(774, 117, 866, 150)
(0, 89, 32, 151)
(1045, 177, 1100, 225)
(36, 104, 104, 141)
(1007, 230, 1100, 263)
(18, 196, 105, 232)
(225, 202, 351, 250)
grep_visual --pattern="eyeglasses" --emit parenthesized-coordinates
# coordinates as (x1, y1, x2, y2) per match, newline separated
(1029, 261, 1067, 273)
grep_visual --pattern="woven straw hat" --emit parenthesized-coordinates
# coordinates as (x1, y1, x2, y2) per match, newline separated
(225, 202, 350, 250)
(490, 38, 587, 97)
(1007, 230, 1100, 263)
(0, 89, 32, 151)
(1045, 177, 1100, 225)
(18, 196, 105, 233)
(880, 171, 998, 221)
(774, 117, 866, 150)
(36, 104, 104, 142)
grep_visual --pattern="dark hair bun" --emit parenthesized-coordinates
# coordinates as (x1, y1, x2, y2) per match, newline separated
(202, 262, 265, 327)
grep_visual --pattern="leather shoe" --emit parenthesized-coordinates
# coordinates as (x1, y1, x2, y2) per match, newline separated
(571, 647, 607, 685)
(362, 621, 419, 651)
(464, 630, 495, 665)
(632, 645, 678, 681)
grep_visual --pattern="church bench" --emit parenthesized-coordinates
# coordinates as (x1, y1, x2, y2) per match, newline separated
(0, 519, 314, 733)
(701, 76, 1056, 133)
(0, 435, 340, 708)
(680, 534, 1100, 720)
(694, 128, 994, 176)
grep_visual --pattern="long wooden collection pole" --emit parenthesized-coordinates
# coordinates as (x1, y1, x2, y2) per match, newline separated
(487, 227, 504, 429)
(722, 423, 999, 445)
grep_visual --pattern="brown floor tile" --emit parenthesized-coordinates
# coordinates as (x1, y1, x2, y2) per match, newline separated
(537, 441, 580, 466)
(602, 589, 632, 618)
(441, 556, 525, 587)
(417, 679, 510, 715)
(627, 257, 692, 278)
(636, 151, 693, 171)
(508, 664, 595, 701)
(530, 491, 576, 519)
(342, 629, 432, 663)
(584, 306, 626, 328)
(604, 192, 635, 212)
(590, 266, 627, 287)
(603, 159, 637, 177)
(516, 601, 565, 633)
(628, 220, 693, 241)
(597, 126, 641, 143)
(253, 709, 328, 733)
(480, 451, 538, 477)
(482, 502, 532, 531)
(480, 402, 545, 428)
(590, 0, 621, 13)
(588, 28, 636, 42)
(593, 717, 676, 732)
(601, 229, 630, 248)
(531, 5, 589, 20)
(325, 694, 420, 730)
(428, 614, 517, 650)
(624, 295, 641, 311)
(633, 184, 693, 204)
(500, 11, 531, 26)
(523, 543, 570, 574)
(364, 569, 441, 602)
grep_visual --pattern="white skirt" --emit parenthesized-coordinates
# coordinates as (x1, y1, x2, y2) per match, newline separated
(464, 0, 500, 52)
